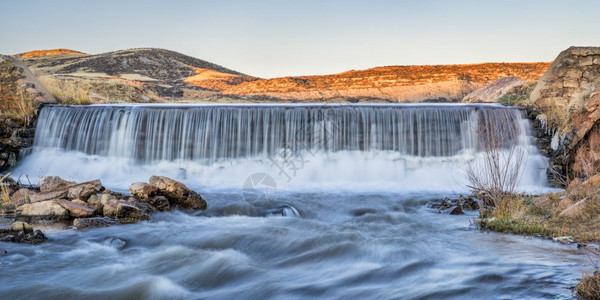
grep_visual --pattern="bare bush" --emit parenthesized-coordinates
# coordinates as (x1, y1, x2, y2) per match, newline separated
(465, 114, 525, 207)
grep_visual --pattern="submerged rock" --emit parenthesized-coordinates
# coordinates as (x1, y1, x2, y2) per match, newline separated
(449, 206, 464, 215)
(115, 203, 150, 224)
(0, 221, 46, 244)
(141, 195, 170, 212)
(73, 217, 117, 229)
(149, 176, 206, 210)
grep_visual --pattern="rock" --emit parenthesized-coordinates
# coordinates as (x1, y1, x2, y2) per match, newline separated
(553, 236, 574, 244)
(57, 199, 95, 218)
(435, 198, 453, 210)
(449, 206, 464, 215)
(100, 192, 119, 206)
(0, 228, 46, 244)
(458, 196, 479, 210)
(462, 76, 529, 103)
(10, 221, 32, 233)
(86, 194, 103, 214)
(39, 176, 75, 192)
(25, 87, 39, 95)
(142, 195, 170, 212)
(129, 182, 159, 199)
(73, 217, 117, 229)
(67, 180, 103, 200)
(149, 176, 206, 210)
(567, 178, 583, 191)
(580, 174, 600, 189)
(29, 189, 68, 203)
(533, 195, 552, 207)
(71, 199, 89, 207)
(558, 197, 575, 210)
(115, 203, 150, 224)
(102, 199, 119, 218)
(10, 188, 31, 205)
(559, 198, 588, 218)
(16, 200, 69, 220)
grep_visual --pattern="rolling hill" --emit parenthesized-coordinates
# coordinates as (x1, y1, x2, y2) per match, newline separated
(13, 48, 550, 103)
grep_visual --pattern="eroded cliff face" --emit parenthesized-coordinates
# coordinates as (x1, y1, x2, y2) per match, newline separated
(0, 55, 55, 171)
(530, 47, 600, 182)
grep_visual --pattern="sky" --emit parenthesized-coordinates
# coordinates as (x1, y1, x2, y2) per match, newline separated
(1, 0, 599, 78)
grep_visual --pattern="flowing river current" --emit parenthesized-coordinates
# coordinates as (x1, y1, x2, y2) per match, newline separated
(1, 104, 589, 299)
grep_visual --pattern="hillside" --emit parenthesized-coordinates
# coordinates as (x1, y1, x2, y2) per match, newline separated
(16, 48, 257, 102)
(223, 62, 550, 102)
(14, 48, 550, 103)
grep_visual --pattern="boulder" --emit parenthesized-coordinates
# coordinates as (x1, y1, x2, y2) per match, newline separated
(558, 197, 575, 210)
(67, 180, 103, 200)
(73, 217, 117, 229)
(16, 200, 69, 220)
(462, 76, 529, 103)
(10, 188, 31, 205)
(580, 174, 600, 190)
(559, 198, 588, 218)
(449, 206, 464, 215)
(102, 199, 119, 218)
(86, 194, 103, 214)
(29, 189, 68, 203)
(57, 199, 95, 218)
(143, 195, 171, 212)
(533, 195, 552, 207)
(115, 203, 150, 224)
(39, 176, 75, 192)
(129, 182, 159, 199)
(10, 221, 32, 233)
(0, 228, 46, 244)
(149, 176, 206, 210)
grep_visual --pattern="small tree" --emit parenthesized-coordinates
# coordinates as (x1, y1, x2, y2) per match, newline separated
(465, 114, 525, 208)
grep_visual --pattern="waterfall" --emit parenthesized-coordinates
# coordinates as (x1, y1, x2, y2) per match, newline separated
(15, 103, 549, 192)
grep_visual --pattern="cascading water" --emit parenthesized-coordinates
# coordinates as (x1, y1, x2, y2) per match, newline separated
(5, 103, 586, 300)
(14, 103, 548, 192)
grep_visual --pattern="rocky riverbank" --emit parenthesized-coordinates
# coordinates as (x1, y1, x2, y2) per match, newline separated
(0, 174, 207, 243)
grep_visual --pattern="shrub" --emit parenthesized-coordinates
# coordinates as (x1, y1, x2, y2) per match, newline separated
(465, 117, 525, 207)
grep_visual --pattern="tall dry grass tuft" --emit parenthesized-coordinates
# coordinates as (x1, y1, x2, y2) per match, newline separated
(38, 75, 161, 104)
(0, 174, 12, 210)
(577, 245, 600, 300)
(38, 76, 91, 104)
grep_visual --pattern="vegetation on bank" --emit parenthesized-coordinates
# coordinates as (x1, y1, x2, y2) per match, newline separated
(38, 75, 160, 104)
(478, 183, 600, 242)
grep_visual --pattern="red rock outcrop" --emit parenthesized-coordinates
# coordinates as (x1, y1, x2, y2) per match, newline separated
(530, 47, 600, 181)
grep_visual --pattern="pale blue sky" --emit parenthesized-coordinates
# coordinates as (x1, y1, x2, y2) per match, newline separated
(1, 0, 599, 78)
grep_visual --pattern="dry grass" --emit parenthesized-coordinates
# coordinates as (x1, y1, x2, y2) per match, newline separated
(39, 75, 160, 104)
(0, 176, 11, 210)
(1, 90, 36, 119)
(577, 273, 600, 300)
(480, 186, 600, 242)
(538, 105, 572, 136)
